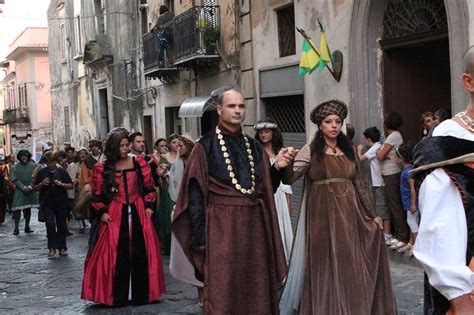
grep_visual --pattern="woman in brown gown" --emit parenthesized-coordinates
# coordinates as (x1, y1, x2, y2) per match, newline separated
(280, 100, 397, 315)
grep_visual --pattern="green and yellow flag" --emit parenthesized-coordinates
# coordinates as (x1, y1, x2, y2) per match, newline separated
(299, 39, 320, 77)
(317, 20, 332, 69)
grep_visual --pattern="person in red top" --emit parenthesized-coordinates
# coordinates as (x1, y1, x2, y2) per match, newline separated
(81, 129, 165, 307)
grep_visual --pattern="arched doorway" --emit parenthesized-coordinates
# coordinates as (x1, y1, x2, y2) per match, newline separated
(349, 0, 469, 140)
(381, 0, 450, 140)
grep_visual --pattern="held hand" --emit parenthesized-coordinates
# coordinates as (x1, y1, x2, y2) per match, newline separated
(157, 165, 167, 177)
(451, 294, 474, 314)
(100, 213, 112, 224)
(373, 216, 383, 230)
(275, 147, 297, 170)
(356, 144, 364, 153)
(145, 208, 154, 218)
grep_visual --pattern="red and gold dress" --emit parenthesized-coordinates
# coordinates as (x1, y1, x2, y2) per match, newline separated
(81, 157, 166, 306)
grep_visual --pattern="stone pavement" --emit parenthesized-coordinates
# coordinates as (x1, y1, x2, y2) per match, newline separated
(0, 214, 424, 314)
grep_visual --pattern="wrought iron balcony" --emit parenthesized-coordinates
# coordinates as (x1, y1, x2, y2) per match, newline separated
(143, 20, 178, 83)
(174, 5, 220, 66)
(3, 107, 30, 124)
(142, 5, 220, 80)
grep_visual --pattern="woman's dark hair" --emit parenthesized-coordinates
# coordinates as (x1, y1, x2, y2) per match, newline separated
(383, 112, 403, 131)
(435, 108, 451, 123)
(396, 141, 415, 164)
(363, 127, 381, 143)
(154, 138, 167, 149)
(167, 134, 180, 151)
(345, 123, 355, 141)
(254, 118, 284, 156)
(310, 130, 356, 161)
(102, 131, 129, 200)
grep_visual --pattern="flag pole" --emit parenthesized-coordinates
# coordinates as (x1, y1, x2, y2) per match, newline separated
(296, 27, 337, 80)
(317, 18, 334, 64)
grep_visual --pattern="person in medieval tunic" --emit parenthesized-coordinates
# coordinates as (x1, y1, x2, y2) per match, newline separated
(171, 87, 289, 314)
(412, 46, 474, 315)
(11, 150, 39, 235)
(279, 100, 397, 315)
(81, 129, 166, 306)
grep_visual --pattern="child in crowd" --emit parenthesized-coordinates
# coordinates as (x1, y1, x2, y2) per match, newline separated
(357, 127, 392, 242)
(395, 142, 419, 256)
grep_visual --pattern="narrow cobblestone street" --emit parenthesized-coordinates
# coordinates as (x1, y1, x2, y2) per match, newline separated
(1, 214, 423, 314)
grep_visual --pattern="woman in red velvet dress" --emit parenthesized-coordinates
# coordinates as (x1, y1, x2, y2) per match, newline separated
(82, 129, 166, 307)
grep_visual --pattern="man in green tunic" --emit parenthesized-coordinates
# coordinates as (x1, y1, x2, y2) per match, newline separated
(11, 150, 39, 235)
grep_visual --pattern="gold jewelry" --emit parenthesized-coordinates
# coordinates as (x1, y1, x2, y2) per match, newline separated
(325, 143, 338, 154)
(456, 111, 474, 132)
(216, 126, 256, 195)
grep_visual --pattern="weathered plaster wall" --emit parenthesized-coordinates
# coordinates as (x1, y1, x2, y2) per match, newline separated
(33, 55, 52, 126)
(251, 0, 353, 141)
(48, 0, 71, 146)
(146, 0, 241, 139)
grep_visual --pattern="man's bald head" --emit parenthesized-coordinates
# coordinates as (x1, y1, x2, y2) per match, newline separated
(463, 45, 474, 75)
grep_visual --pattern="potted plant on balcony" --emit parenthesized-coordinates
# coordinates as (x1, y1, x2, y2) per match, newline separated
(202, 26, 220, 54)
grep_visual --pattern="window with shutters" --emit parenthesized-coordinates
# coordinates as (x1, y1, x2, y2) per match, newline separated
(276, 5, 295, 58)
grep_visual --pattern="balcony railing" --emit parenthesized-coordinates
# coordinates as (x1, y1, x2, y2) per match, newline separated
(3, 107, 30, 124)
(174, 6, 220, 62)
(142, 5, 220, 79)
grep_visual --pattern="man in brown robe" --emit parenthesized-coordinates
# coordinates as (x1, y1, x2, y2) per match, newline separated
(172, 87, 289, 314)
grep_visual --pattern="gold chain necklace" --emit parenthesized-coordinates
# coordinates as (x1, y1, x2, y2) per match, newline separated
(216, 126, 256, 195)
(456, 111, 474, 132)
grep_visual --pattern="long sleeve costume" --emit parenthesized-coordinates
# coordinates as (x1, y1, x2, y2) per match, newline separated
(81, 156, 165, 306)
(412, 120, 474, 314)
(171, 126, 287, 314)
(279, 145, 396, 315)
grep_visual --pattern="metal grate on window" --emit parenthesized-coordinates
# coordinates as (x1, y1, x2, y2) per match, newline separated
(264, 95, 305, 133)
(276, 5, 296, 58)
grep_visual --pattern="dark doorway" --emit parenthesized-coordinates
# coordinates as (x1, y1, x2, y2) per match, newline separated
(143, 115, 153, 154)
(382, 38, 451, 142)
(97, 88, 109, 140)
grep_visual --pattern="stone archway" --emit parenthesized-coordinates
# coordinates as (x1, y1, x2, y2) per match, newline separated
(349, 0, 469, 136)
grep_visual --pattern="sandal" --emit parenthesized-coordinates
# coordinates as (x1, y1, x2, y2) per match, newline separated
(397, 243, 412, 253)
(60, 249, 68, 257)
(389, 241, 406, 250)
(48, 249, 56, 258)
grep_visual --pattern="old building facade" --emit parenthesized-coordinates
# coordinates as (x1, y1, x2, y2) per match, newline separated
(0, 27, 53, 160)
(47, 0, 474, 155)
(140, 0, 241, 147)
(248, 0, 474, 144)
(48, 0, 145, 147)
